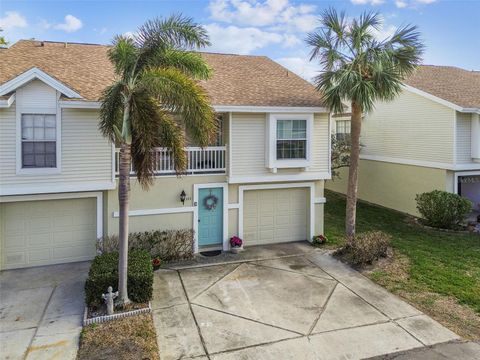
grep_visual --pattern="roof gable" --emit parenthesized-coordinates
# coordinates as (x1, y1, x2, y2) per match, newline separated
(0, 67, 81, 98)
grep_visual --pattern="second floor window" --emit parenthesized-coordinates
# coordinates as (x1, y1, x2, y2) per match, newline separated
(276, 119, 307, 159)
(336, 120, 351, 140)
(21, 114, 57, 168)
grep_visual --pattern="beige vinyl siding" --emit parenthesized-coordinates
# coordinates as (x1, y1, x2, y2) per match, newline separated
(326, 159, 448, 215)
(230, 112, 330, 178)
(308, 113, 330, 173)
(0, 108, 112, 189)
(16, 79, 57, 109)
(362, 90, 455, 164)
(456, 112, 472, 164)
(230, 113, 266, 177)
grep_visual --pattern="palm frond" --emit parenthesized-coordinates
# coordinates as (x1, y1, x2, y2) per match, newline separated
(99, 81, 124, 142)
(108, 36, 138, 78)
(135, 14, 210, 73)
(149, 48, 211, 80)
(139, 67, 216, 147)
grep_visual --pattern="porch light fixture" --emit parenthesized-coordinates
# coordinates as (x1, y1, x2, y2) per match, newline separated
(180, 190, 186, 205)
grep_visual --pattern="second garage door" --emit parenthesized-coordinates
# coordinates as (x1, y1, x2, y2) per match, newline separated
(243, 188, 308, 246)
(1, 197, 97, 269)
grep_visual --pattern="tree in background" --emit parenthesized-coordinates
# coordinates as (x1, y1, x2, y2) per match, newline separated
(99, 15, 216, 304)
(307, 9, 423, 236)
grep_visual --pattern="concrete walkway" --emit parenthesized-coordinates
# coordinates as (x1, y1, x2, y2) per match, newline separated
(0, 262, 89, 360)
(152, 242, 461, 360)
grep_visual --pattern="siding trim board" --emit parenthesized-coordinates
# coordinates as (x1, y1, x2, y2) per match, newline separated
(360, 155, 480, 171)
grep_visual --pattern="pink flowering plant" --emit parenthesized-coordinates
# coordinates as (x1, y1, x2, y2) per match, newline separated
(312, 235, 327, 246)
(230, 236, 243, 248)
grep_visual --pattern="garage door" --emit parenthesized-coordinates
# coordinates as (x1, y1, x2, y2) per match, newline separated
(243, 188, 308, 246)
(1, 198, 97, 269)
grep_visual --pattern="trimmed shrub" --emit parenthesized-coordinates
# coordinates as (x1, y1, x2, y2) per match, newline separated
(415, 190, 472, 229)
(85, 250, 153, 306)
(334, 231, 390, 266)
(97, 229, 194, 262)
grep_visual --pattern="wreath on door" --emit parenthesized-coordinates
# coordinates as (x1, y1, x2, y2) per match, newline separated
(203, 193, 218, 210)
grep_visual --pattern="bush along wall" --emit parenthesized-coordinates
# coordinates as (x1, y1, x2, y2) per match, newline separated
(85, 250, 153, 307)
(97, 229, 194, 263)
(415, 190, 472, 230)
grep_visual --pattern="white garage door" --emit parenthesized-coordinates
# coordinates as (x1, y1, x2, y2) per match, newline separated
(1, 198, 97, 269)
(243, 188, 308, 246)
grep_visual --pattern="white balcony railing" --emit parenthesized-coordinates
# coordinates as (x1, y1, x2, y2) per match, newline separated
(115, 146, 226, 176)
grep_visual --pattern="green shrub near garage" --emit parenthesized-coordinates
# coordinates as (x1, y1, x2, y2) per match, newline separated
(85, 250, 153, 307)
(415, 190, 472, 230)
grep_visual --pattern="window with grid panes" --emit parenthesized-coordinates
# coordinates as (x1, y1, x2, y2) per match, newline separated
(21, 114, 57, 168)
(276, 119, 307, 159)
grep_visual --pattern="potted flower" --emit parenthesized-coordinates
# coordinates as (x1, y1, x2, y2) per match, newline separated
(230, 236, 243, 254)
(152, 257, 162, 270)
(312, 235, 327, 246)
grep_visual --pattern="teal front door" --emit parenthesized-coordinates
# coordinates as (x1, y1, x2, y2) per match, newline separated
(198, 187, 224, 247)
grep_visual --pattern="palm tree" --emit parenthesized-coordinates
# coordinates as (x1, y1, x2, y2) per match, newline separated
(99, 15, 216, 305)
(307, 9, 423, 237)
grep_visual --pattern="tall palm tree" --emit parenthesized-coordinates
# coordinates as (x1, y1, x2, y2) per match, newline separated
(307, 9, 423, 237)
(99, 15, 216, 305)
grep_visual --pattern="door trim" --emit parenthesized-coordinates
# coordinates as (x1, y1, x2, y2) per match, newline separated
(238, 182, 316, 244)
(193, 183, 229, 253)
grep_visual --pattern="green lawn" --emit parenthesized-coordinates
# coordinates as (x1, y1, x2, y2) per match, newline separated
(324, 190, 480, 339)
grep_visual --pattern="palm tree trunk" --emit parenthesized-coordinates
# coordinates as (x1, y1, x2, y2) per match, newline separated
(117, 141, 131, 305)
(345, 102, 362, 237)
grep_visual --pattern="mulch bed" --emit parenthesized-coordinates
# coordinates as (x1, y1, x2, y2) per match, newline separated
(77, 313, 159, 360)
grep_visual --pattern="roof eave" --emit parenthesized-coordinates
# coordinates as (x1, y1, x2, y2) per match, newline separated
(403, 84, 479, 114)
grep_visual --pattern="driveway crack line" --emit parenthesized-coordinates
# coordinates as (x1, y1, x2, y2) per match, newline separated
(191, 302, 304, 336)
(252, 261, 336, 281)
(23, 285, 56, 360)
(177, 270, 211, 360)
(189, 263, 243, 302)
(307, 281, 338, 336)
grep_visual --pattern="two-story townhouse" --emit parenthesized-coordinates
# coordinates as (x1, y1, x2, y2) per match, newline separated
(327, 65, 480, 216)
(0, 40, 331, 269)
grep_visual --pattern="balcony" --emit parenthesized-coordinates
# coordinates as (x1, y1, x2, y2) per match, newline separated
(115, 146, 226, 176)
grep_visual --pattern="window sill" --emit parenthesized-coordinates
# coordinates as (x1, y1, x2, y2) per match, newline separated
(17, 168, 61, 175)
(270, 159, 311, 169)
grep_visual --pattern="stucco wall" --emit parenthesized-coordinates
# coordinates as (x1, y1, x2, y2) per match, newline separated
(325, 160, 447, 215)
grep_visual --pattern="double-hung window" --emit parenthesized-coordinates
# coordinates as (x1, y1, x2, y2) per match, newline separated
(21, 114, 57, 168)
(335, 120, 351, 140)
(266, 113, 313, 170)
(276, 120, 307, 159)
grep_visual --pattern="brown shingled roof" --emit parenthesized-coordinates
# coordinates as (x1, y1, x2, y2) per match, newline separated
(0, 40, 325, 107)
(405, 65, 480, 109)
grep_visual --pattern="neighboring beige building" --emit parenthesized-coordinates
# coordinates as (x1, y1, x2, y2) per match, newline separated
(0, 40, 331, 269)
(327, 66, 480, 216)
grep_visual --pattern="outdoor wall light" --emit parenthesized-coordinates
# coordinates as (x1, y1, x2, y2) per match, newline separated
(180, 190, 186, 205)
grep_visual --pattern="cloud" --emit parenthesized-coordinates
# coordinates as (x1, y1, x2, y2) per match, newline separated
(208, 0, 318, 33)
(350, 0, 384, 5)
(276, 56, 318, 82)
(372, 23, 397, 41)
(123, 31, 136, 39)
(54, 14, 82, 33)
(395, 0, 437, 7)
(205, 23, 283, 54)
(0, 11, 27, 30)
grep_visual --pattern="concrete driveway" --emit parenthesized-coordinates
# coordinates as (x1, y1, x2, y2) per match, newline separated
(0, 262, 89, 360)
(152, 243, 461, 360)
